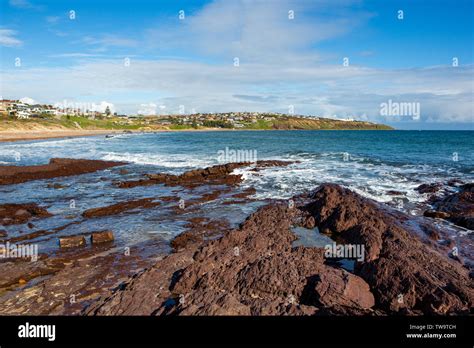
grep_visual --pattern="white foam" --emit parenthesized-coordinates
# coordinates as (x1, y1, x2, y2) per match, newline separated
(101, 152, 215, 169)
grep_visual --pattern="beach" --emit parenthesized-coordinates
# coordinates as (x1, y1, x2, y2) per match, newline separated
(0, 129, 127, 143)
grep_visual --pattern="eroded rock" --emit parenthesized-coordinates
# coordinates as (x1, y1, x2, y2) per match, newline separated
(59, 236, 86, 248)
(0, 158, 127, 185)
(82, 198, 160, 218)
(0, 203, 52, 226)
(117, 161, 295, 189)
(91, 231, 114, 244)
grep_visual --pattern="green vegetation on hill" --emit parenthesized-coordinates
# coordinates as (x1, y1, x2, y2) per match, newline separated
(0, 113, 394, 131)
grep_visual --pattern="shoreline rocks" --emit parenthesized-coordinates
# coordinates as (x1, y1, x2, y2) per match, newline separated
(84, 184, 473, 316)
(59, 235, 86, 248)
(0, 158, 127, 185)
(0, 203, 52, 226)
(82, 198, 160, 218)
(420, 182, 474, 230)
(117, 160, 295, 189)
(429, 183, 474, 230)
(91, 231, 114, 244)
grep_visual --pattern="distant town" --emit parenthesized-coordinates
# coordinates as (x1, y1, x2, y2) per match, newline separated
(0, 98, 392, 131)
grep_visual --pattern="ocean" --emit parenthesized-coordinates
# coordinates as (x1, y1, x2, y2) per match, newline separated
(1, 130, 473, 255)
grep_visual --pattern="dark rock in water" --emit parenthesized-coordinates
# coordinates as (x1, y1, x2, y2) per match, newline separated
(46, 183, 65, 189)
(0, 203, 52, 226)
(423, 210, 451, 219)
(0, 230, 7, 237)
(82, 198, 160, 218)
(59, 235, 86, 248)
(447, 178, 465, 187)
(430, 183, 474, 230)
(84, 184, 473, 316)
(117, 161, 295, 189)
(415, 183, 442, 194)
(386, 190, 404, 196)
(0, 158, 127, 185)
(90, 231, 114, 244)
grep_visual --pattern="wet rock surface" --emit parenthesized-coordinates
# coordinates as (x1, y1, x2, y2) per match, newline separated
(416, 182, 443, 194)
(59, 235, 86, 248)
(84, 184, 473, 316)
(90, 231, 115, 244)
(117, 160, 295, 188)
(0, 203, 52, 226)
(82, 198, 161, 218)
(428, 183, 474, 230)
(0, 158, 127, 185)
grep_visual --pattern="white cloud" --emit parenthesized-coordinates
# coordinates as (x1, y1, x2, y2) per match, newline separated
(9, 0, 32, 8)
(137, 103, 157, 115)
(146, 0, 372, 64)
(90, 101, 115, 114)
(19, 97, 36, 104)
(0, 29, 22, 47)
(82, 35, 139, 49)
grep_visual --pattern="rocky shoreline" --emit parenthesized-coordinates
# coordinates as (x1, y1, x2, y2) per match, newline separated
(0, 158, 472, 315)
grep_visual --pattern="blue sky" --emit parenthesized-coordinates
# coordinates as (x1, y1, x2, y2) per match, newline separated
(1, 0, 473, 129)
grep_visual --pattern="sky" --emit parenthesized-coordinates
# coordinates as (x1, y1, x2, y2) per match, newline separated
(0, 0, 473, 129)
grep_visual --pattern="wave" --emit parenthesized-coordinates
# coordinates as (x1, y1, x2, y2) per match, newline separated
(101, 152, 215, 169)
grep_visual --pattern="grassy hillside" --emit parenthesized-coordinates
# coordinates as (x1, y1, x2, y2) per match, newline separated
(267, 116, 393, 130)
(0, 114, 393, 131)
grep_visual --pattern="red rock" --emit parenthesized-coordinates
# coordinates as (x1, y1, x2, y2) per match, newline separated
(0, 158, 127, 185)
(304, 184, 473, 314)
(430, 183, 474, 229)
(84, 184, 473, 316)
(0, 203, 52, 226)
(313, 267, 375, 309)
(82, 198, 160, 218)
(59, 236, 86, 248)
(170, 232, 202, 252)
(90, 231, 114, 244)
(416, 183, 442, 194)
(117, 161, 295, 189)
(423, 210, 450, 219)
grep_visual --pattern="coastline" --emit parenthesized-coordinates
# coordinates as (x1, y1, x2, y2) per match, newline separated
(0, 127, 395, 143)
(0, 158, 471, 315)
(0, 129, 127, 143)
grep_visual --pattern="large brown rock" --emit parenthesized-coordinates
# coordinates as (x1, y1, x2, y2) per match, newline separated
(90, 231, 114, 244)
(429, 183, 474, 230)
(313, 267, 375, 309)
(59, 235, 86, 248)
(303, 184, 473, 314)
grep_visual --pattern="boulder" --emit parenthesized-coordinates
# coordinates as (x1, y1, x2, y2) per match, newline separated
(90, 231, 114, 244)
(59, 236, 86, 248)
